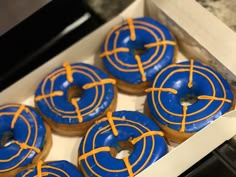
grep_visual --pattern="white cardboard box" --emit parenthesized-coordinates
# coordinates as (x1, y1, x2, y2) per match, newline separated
(1, 0, 236, 176)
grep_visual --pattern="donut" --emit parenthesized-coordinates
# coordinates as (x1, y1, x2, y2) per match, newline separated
(78, 110, 168, 177)
(145, 59, 235, 143)
(0, 104, 52, 177)
(100, 17, 177, 94)
(34, 62, 117, 136)
(15, 160, 83, 177)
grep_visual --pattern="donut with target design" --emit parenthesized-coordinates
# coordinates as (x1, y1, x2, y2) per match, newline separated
(34, 62, 118, 136)
(145, 59, 235, 143)
(78, 111, 168, 177)
(100, 17, 178, 94)
(15, 160, 83, 177)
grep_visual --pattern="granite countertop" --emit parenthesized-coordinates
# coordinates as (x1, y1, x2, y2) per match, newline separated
(87, 0, 236, 32)
(196, 0, 236, 32)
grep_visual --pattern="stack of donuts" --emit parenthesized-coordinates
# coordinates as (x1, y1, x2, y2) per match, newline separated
(1, 17, 234, 177)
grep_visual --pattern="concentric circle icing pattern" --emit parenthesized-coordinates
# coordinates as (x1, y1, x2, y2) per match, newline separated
(146, 60, 234, 133)
(15, 160, 84, 177)
(35, 62, 116, 124)
(78, 111, 168, 177)
(0, 104, 46, 173)
(100, 17, 176, 84)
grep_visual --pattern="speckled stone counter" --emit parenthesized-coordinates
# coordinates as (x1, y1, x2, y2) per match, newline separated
(87, 0, 236, 32)
(196, 0, 236, 32)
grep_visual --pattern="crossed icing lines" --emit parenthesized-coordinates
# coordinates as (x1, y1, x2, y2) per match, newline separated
(146, 59, 232, 132)
(100, 18, 176, 82)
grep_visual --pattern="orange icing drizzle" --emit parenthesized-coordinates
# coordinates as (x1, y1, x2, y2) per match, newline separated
(135, 55, 146, 82)
(100, 48, 129, 58)
(83, 79, 116, 90)
(127, 18, 136, 41)
(41, 172, 50, 176)
(37, 160, 44, 177)
(12, 140, 40, 153)
(145, 41, 176, 48)
(71, 98, 83, 123)
(35, 91, 63, 101)
(42, 166, 70, 177)
(107, 112, 119, 136)
(145, 87, 178, 94)
(22, 166, 70, 177)
(130, 131, 164, 144)
(11, 105, 27, 129)
(198, 95, 232, 103)
(123, 157, 134, 177)
(180, 106, 188, 132)
(63, 62, 73, 83)
(78, 147, 111, 163)
(188, 59, 194, 88)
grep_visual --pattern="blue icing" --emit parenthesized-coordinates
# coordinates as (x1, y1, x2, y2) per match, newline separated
(101, 17, 176, 84)
(15, 160, 83, 177)
(35, 62, 116, 124)
(0, 104, 46, 172)
(78, 110, 167, 177)
(147, 61, 234, 133)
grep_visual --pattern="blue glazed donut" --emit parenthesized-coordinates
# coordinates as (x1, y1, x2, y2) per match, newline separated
(0, 104, 51, 176)
(35, 62, 117, 136)
(78, 110, 168, 177)
(15, 160, 83, 177)
(100, 17, 177, 93)
(146, 60, 234, 142)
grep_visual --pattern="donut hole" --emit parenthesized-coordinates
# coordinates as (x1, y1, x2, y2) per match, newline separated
(67, 86, 83, 102)
(134, 48, 147, 56)
(1, 131, 14, 147)
(110, 141, 134, 159)
(180, 94, 198, 106)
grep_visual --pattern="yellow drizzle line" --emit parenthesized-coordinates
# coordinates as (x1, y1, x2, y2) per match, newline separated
(40, 172, 50, 177)
(83, 79, 116, 89)
(35, 91, 64, 101)
(198, 95, 232, 103)
(11, 105, 26, 129)
(22, 169, 33, 177)
(180, 106, 188, 132)
(123, 157, 134, 177)
(37, 160, 44, 177)
(63, 62, 73, 83)
(100, 48, 129, 58)
(78, 147, 111, 163)
(130, 131, 164, 144)
(188, 59, 194, 88)
(127, 18, 136, 41)
(135, 55, 146, 82)
(12, 140, 41, 153)
(145, 87, 178, 94)
(145, 41, 176, 48)
(71, 98, 83, 123)
(43, 166, 70, 177)
(107, 112, 119, 136)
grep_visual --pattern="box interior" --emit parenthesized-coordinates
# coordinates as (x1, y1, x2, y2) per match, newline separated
(1, 0, 236, 176)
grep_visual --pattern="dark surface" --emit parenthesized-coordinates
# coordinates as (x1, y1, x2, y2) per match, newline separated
(0, 0, 104, 91)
